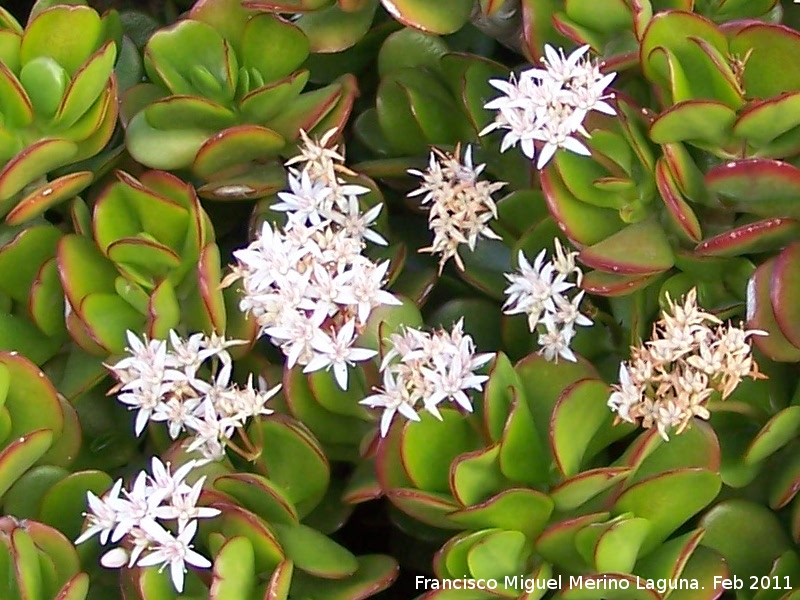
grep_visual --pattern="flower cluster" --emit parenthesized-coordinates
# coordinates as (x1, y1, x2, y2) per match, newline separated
(503, 239, 592, 362)
(107, 330, 281, 461)
(76, 458, 219, 593)
(608, 288, 767, 441)
(224, 129, 401, 390)
(481, 44, 617, 169)
(360, 319, 494, 436)
(407, 145, 506, 273)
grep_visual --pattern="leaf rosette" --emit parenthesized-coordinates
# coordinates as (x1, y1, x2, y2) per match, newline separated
(109, 414, 399, 599)
(0, 3, 118, 218)
(0, 516, 90, 600)
(55, 170, 248, 356)
(122, 0, 359, 200)
(374, 350, 755, 597)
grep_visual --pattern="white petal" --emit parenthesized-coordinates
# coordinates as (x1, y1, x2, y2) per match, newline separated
(562, 136, 591, 156)
(185, 548, 212, 569)
(333, 362, 349, 390)
(134, 408, 151, 437)
(347, 347, 379, 362)
(536, 143, 557, 170)
(101, 547, 129, 568)
(379, 409, 395, 437)
(170, 559, 185, 593)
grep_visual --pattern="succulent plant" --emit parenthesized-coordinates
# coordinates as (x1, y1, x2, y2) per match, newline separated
(171, 415, 400, 600)
(0, 352, 81, 500)
(0, 516, 90, 599)
(4, 1, 800, 599)
(355, 30, 506, 162)
(373, 347, 800, 599)
(0, 351, 128, 599)
(55, 169, 251, 356)
(121, 0, 360, 200)
(74, 328, 400, 599)
(0, 2, 118, 218)
(0, 219, 67, 364)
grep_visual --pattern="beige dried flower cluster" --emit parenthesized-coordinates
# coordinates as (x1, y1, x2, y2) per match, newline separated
(407, 145, 506, 273)
(608, 288, 767, 441)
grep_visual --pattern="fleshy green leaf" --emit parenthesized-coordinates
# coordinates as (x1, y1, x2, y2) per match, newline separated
(0, 429, 53, 498)
(580, 219, 674, 275)
(39, 470, 113, 540)
(614, 468, 721, 554)
(401, 409, 480, 493)
(550, 467, 631, 512)
(210, 537, 256, 600)
(706, 159, 800, 217)
(213, 473, 299, 525)
(448, 489, 553, 539)
(241, 14, 309, 83)
(272, 523, 357, 578)
(379, 0, 473, 34)
(700, 499, 792, 580)
(20, 5, 103, 75)
(248, 416, 329, 517)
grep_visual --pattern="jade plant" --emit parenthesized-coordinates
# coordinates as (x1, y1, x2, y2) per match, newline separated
(3, 0, 800, 598)
(121, 0, 359, 200)
(73, 327, 399, 598)
(0, 3, 118, 217)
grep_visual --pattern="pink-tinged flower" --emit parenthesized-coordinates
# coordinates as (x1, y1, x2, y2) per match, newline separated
(481, 44, 616, 169)
(137, 520, 211, 593)
(528, 44, 592, 84)
(360, 369, 421, 437)
(75, 478, 124, 546)
(608, 287, 767, 441)
(336, 260, 401, 324)
(147, 458, 195, 500)
(537, 313, 578, 363)
(154, 476, 220, 531)
(363, 320, 494, 436)
(421, 351, 489, 416)
(608, 363, 642, 423)
(272, 168, 333, 225)
(184, 401, 237, 461)
(503, 241, 590, 362)
(329, 195, 387, 246)
(109, 471, 167, 543)
(408, 145, 505, 272)
(304, 319, 378, 390)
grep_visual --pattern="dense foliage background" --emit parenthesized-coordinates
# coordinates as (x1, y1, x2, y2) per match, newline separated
(2, 0, 800, 599)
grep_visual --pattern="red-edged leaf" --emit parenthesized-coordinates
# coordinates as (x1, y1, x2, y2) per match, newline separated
(0, 139, 77, 203)
(706, 158, 800, 217)
(0, 428, 53, 497)
(5, 171, 92, 226)
(385, 488, 460, 530)
(728, 22, 800, 98)
(748, 257, 800, 361)
(540, 168, 624, 246)
(580, 219, 674, 275)
(649, 100, 736, 146)
(695, 217, 800, 257)
(379, 0, 473, 35)
(581, 270, 659, 297)
(734, 91, 800, 146)
(770, 242, 800, 349)
(655, 157, 701, 243)
(192, 125, 285, 179)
